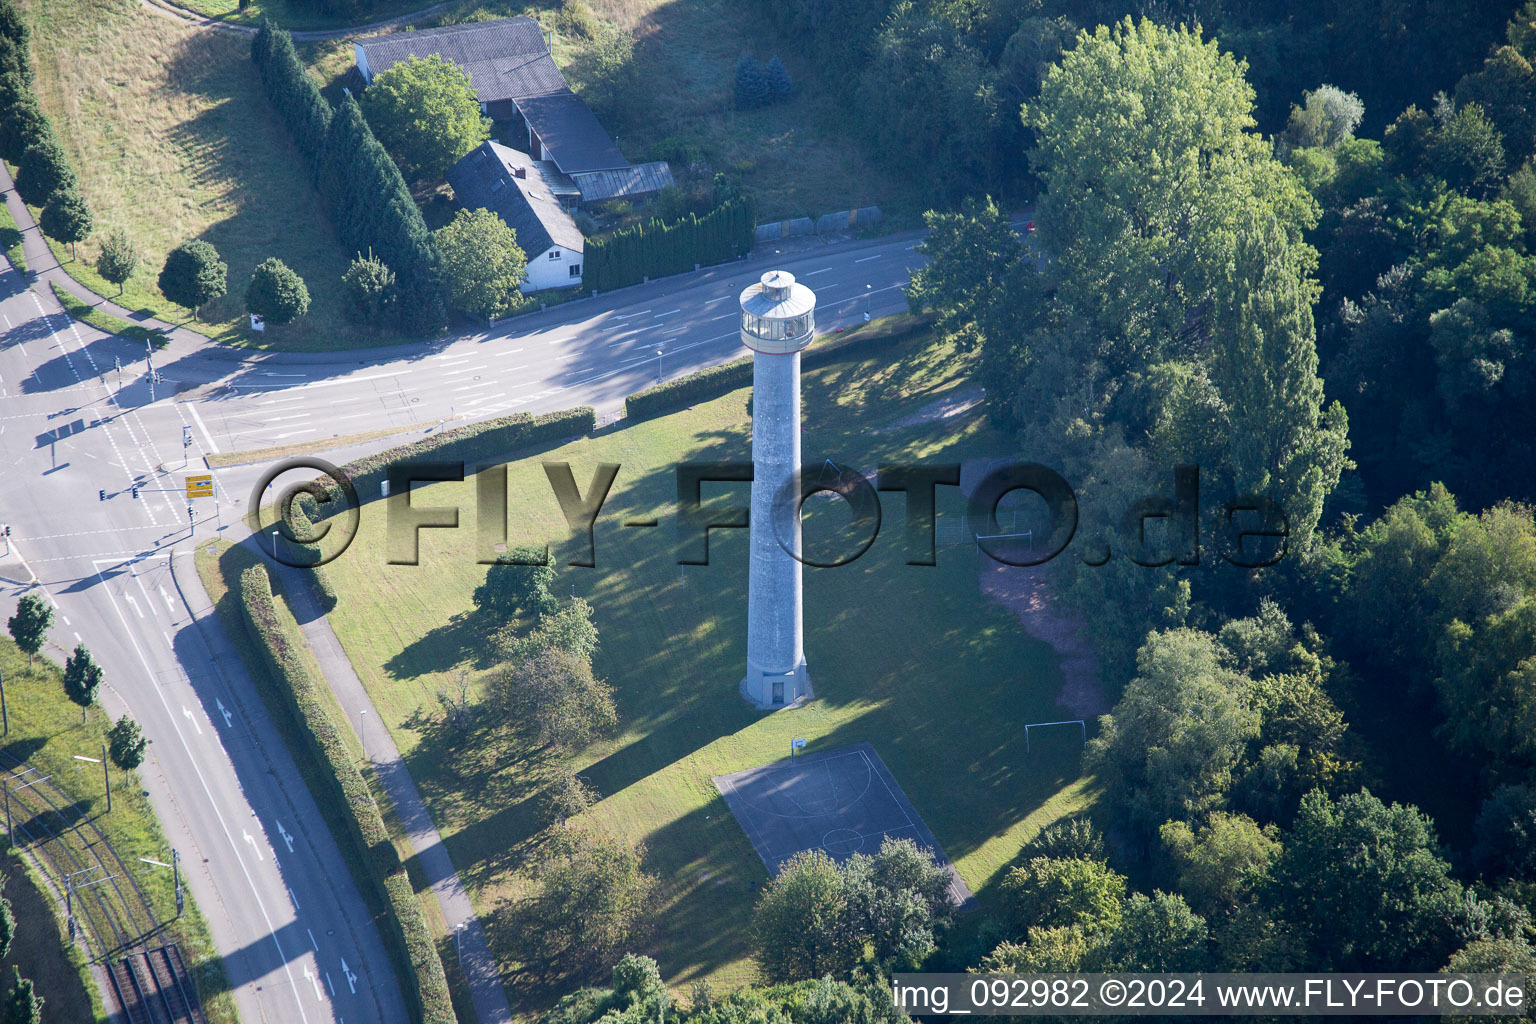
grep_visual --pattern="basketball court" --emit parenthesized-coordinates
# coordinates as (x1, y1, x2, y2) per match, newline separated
(713, 742, 975, 908)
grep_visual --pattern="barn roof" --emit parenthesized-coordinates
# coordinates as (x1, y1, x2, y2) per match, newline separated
(355, 16, 566, 103)
(446, 141, 584, 258)
(516, 90, 629, 174)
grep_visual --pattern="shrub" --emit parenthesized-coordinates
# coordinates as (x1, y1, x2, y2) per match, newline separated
(246, 257, 311, 325)
(734, 55, 769, 110)
(340, 250, 396, 323)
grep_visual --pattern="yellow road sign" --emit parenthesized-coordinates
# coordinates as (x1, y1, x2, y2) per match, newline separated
(186, 475, 213, 498)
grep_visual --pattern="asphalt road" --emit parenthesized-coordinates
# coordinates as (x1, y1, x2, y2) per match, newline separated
(0, 224, 940, 1021)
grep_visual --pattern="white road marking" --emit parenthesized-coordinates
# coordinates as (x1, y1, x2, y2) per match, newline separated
(159, 585, 175, 613)
(276, 820, 294, 853)
(653, 308, 682, 318)
(215, 698, 233, 728)
(126, 595, 144, 618)
(90, 561, 314, 1022)
(711, 312, 738, 320)
(325, 973, 335, 997)
(307, 927, 318, 950)
(256, 395, 310, 406)
(450, 382, 497, 392)
(303, 963, 323, 1001)
(854, 254, 883, 262)
(242, 829, 265, 862)
(612, 309, 651, 319)
(804, 267, 835, 276)
(341, 958, 357, 994)
(180, 706, 203, 735)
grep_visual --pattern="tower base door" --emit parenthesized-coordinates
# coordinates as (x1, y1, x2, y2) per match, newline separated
(739, 663, 813, 711)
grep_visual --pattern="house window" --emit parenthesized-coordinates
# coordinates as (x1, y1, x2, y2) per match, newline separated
(548, 250, 561, 260)
(569, 264, 581, 278)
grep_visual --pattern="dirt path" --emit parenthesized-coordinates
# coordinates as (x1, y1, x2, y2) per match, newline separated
(979, 561, 1107, 720)
(138, 0, 461, 40)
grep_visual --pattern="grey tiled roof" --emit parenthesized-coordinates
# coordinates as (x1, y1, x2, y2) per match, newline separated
(355, 16, 567, 103)
(517, 90, 629, 174)
(446, 141, 584, 258)
(572, 161, 675, 203)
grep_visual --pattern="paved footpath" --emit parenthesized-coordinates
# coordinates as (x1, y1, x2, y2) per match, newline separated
(275, 561, 515, 1024)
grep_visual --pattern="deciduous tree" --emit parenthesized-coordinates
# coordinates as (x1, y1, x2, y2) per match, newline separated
(1086, 629, 1260, 829)
(752, 849, 861, 981)
(15, 135, 74, 206)
(434, 208, 527, 319)
(473, 547, 557, 619)
(488, 646, 616, 752)
(158, 240, 226, 319)
(6, 594, 50, 667)
(39, 186, 91, 259)
(62, 644, 102, 723)
(95, 229, 137, 295)
(362, 54, 489, 183)
(508, 824, 656, 979)
(107, 716, 146, 771)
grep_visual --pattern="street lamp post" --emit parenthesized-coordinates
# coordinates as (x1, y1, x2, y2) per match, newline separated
(454, 922, 465, 963)
(864, 283, 872, 323)
(656, 347, 663, 383)
(271, 530, 279, 560)
(359, 708, 367, 759)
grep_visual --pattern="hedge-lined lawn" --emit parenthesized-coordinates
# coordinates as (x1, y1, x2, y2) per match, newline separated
(21, 0, 408, 352)
(318, 328, 1096, 999)
(0, 639, 239, 1024)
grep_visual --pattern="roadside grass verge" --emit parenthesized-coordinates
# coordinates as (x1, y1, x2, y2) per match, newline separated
(22, 0, 411, 353)
(50, 282, 168, 348)
(0, 202, 25, 275)
(0, 639, 239, 1024)
(317, 327, 1096, 1005)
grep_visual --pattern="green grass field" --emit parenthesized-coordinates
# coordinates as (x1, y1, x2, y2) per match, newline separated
(312, 329, 1096, 1002)
(22, 0, 411, 352)
(0, 639, 238, 1024)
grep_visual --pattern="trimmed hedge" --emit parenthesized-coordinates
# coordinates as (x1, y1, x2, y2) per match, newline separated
(624, 357, 751, 421)
(316, 405, 596, 509)
(585, 200, 754, 293)
(236, 565, 455, 1024)
(622, 313, 934, 421)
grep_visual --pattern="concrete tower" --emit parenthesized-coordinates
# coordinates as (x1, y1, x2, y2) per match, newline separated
(740, 270, 816, 709)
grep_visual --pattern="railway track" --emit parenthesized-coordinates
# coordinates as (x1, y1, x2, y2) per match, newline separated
(1, 752, 206, 1024)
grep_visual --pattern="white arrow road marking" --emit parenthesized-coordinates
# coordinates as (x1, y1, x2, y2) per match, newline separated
(276, 820, 294, 853)
(242, 829, 265, 862)
(180, 706, 202, 735)
(125, 595, 144, 618)
(215, 699, 233, 728)
(302, 963, 323, 1001)
(158, 586, 175, 613)
(341, 958, 357, 994)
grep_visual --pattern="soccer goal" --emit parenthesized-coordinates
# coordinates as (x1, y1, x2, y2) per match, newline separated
(1023, 719, 1086, 753)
